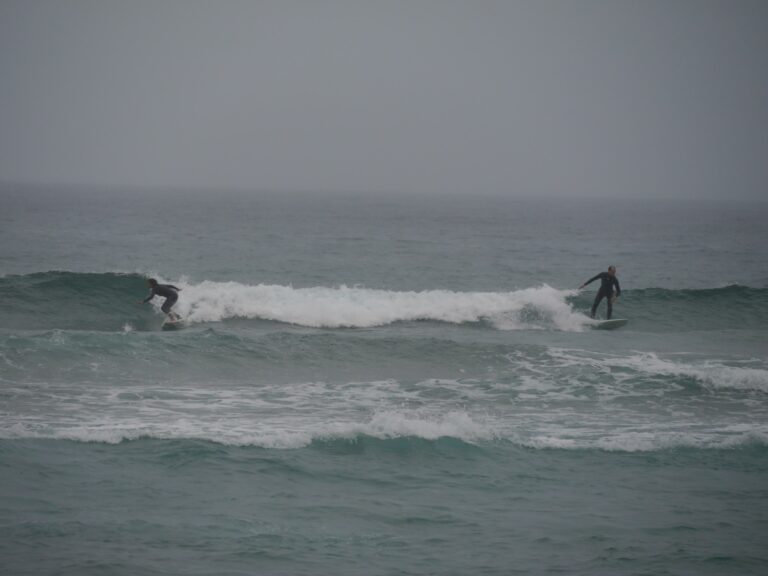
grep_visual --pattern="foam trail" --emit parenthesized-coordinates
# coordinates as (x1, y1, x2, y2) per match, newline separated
(160, 279, 586, 330)
(4, 416, 766, 452)
(0, 410, 495, 449)
(608, 353, 768, 392)
(544, 348, 768, 393)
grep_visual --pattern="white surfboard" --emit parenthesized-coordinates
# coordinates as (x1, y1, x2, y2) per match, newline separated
(592, 318, 628, 330)
(161, 317, 185, 330)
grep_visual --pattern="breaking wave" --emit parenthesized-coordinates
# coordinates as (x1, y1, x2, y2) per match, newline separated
(0, 271, 588, 331)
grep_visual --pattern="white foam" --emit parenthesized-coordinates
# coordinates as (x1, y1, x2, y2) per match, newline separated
(605, 352, 768, 392)
(154, 279, 587, 331)
(4, 351, 766, 452)
(544, 348, 768, 393)
(522, 429, 768, 452)
(0, 408, 495, 448)
(5, 417, 766, 452)
(322, 409, 495, 442)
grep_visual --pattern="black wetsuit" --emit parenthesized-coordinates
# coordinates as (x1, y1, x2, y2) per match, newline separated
(583, 272, 621, 319)
(143, 284, 180, 314)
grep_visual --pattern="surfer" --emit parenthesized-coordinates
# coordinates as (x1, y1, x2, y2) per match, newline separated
(140, 279, 181, 320)
(579, 266, 621, 320)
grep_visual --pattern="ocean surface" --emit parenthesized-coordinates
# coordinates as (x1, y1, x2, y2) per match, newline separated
(1, 188, 767, 575)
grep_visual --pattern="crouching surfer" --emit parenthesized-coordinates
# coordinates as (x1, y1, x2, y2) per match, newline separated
(140, 278, 181, 321)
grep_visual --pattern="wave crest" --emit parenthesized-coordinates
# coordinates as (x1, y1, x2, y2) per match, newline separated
(170, 280, 585, 330)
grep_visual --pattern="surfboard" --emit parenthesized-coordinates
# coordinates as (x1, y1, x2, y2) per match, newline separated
(592, 318, 628, 330)
(161, 317, 185, 330)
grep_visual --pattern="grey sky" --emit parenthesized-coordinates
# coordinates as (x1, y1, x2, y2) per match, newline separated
(1, 0, 766, 199)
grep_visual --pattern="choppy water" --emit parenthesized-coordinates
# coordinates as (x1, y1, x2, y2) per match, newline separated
(1, 188, 767, 575)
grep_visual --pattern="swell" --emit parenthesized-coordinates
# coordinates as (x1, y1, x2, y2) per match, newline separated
(0, 328, 520, 386)
(3, 329, 767, 391)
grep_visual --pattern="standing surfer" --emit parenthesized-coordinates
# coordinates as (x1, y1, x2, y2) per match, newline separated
(580, 266, 621, 319)
(140, 278, 181, 321)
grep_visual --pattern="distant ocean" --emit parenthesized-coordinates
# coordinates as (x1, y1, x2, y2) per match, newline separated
(1, 188, 767, 575)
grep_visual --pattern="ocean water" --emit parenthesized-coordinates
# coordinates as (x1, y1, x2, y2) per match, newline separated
(1, 188, 767, 575)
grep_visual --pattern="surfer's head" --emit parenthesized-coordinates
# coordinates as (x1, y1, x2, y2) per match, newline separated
(608, 266, 616, 276)
(147, 278, 158, 288)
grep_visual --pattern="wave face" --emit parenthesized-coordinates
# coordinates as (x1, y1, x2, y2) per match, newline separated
(0, 272, 149, 331)
(3, 271, 767, 332)
(0, 271, 587, 331)
(605, 285, 768, 330)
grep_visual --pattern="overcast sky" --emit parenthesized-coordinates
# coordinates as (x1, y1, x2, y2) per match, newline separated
(1, 0, 766, 199)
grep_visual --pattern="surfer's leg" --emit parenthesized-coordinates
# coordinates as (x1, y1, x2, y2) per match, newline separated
(606, 291, 613, 320)
(161, 295, 178, 318)
(163, 296, 181, 320)
(590, 292, 603, 318)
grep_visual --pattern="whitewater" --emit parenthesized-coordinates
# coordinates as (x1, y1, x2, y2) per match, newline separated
(153, 278, 587, 330)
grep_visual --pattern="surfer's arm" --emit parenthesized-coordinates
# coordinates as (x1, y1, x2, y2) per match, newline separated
(613, 278, 621, 297)
(580, 274, 601, 289)
(168, 285, 181, 291)
(141, 289, 156, 304)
